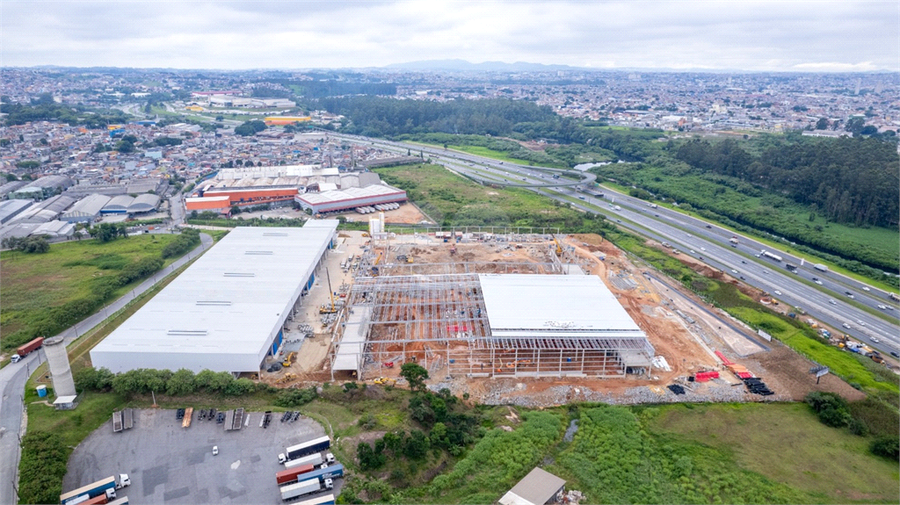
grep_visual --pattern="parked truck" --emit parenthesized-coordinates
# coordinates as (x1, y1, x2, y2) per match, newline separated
(813, 263, 828, 272)
(276, 464, 315, 485)
(60, 474, 130, 505)
(301, 464, 344, 484)
(11, 337, 44, 363)
(280, 477, 333, 502)
(293, 493, 336, 505)
(284, 452, 335, 469)
(282, 436, 330, 462)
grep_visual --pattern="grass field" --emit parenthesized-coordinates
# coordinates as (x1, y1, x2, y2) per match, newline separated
(649, 403, 900, 503)
(446, 145, 566, 168)
(374, 163, 602, 232)
(0, 235, 177, 348)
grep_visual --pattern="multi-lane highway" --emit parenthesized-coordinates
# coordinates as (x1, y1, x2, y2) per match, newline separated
(330, 132, 899, 355)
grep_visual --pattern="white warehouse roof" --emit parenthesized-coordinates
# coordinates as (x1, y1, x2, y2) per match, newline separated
(91, 221, 339, 374)
(478, 274, 645, 339)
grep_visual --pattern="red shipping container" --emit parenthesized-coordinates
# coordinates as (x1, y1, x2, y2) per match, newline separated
(275, 464, 314, 485)
(82, 494, 108, 505)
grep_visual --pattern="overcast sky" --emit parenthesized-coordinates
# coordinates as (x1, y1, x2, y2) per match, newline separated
(2, 1, 897, 72)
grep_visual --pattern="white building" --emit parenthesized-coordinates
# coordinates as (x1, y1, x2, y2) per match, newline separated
(90, 221, 339, 374)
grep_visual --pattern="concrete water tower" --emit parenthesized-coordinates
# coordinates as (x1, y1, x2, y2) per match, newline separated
(43, 336, 76, 398)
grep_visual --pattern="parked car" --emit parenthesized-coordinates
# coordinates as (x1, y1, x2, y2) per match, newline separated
(213, 446, 218, 456)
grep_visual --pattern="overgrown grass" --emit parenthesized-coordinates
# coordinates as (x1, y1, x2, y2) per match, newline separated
(374, 163, 607, 233)
(0, 235, 177, 351)
(445, 145, 566, 168)
(647, 403, 900, 503)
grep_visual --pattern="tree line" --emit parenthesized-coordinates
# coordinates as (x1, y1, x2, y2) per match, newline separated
(674, 136, 899, 228)
(1, 93, 132, 128)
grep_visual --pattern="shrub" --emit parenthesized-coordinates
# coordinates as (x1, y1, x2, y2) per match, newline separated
(870, 436, 900, 460)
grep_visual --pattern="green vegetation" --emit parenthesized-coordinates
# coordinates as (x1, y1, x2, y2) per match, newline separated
(234, 119, 267, 136)
(374, 163, 609, 233)
(2, 93, 132, 128)
(593, 162, 899, 275)
(647, 403, 899, 503)
(403, 133, 565, 167)
(0, 234, 184, 353)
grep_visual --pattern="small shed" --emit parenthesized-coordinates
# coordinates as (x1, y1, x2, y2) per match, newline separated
(499, 467, 566, 505)
(53, 395, 78, 410)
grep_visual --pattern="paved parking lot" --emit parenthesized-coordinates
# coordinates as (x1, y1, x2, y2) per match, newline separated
(64, 409, 338, 504)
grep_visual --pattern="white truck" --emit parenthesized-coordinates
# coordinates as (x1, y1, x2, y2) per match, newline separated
(280, 477, 333, 501)
(283, 452, 335, 468)
(813, 263, 828, 272)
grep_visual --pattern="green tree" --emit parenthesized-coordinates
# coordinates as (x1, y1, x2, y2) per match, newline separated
(400, 362, 429, 391)
(815, 117, 829, 130)
(166, 368, 197, 396)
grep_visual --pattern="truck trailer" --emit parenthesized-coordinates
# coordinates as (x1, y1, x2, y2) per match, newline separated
(284, 452, 335, 468)
(276, 464, 315, 485)
(760, 250, 783, 262)
(293, 493, 336, 505)
(60, 474, 130, 505)
(284, 436, 330, 461)
(11, 337, 44, 363)
(280, 477, 333, 501)
(813, 263, 828, 272)
(301, 464, 344, 484)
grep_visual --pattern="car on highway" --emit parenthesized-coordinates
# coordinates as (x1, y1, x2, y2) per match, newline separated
(870, 336, 879, 342)
(690, 250, 696, 254)
(862, 287, 870, 291)
(842, 323, 851, 329)
(844, 291, 855, 299)
(814, 279, 823, 285)
(829, 299, 837, 305)
(878, 304, 887, 310)
(741, 260, 747, 264)
(857, 320, 866, 327)
(700, 247, 705, 251)
(213, 446, 218, 455)
(763, 269, 769, 274)
(774, 290, 782, 296)
(731, 269, 738, 274)
(891, 351, 900, 358)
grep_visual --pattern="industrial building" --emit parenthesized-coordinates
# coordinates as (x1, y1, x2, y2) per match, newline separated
(61, 194, 111, 223)
(7, 175, 74, 200)
(295, 184, 407, 215)
(499, 468, 566, 505)
(333, 271, 655, 379)
(128, 194, 161, 214)
(8, 195, 76, 224)
(90, 221, 339, 374)
(0, 199, 33, 224)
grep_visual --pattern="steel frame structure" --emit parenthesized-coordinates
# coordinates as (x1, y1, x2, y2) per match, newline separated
(330, 266, 655, 380)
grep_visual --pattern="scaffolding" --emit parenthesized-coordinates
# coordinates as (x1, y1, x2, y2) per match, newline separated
(330, 268, 655, 381)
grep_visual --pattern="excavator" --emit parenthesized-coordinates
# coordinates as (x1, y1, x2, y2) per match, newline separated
(553, 236, 563, 256)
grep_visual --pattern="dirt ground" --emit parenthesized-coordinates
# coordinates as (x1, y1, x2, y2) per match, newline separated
(337, 202, 430, 225)
(272, 231, 876, 406)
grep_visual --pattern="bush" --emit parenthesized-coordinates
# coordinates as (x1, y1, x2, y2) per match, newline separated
(870, 436, 900, 460)
(18, 431, 68, 504)
(274, 387, 318, 407)
(805, 391, 851, 427)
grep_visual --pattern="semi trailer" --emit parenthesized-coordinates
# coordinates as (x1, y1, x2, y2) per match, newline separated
(280, 478, 333, 501)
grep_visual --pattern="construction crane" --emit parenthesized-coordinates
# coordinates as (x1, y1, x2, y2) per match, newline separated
(319, 269, 338, 314)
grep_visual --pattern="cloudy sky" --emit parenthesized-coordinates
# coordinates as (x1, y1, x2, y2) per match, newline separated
(2, 1, 897, 71)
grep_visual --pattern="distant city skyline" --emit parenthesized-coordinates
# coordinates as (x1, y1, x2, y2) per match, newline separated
(2, 1, 898, 72)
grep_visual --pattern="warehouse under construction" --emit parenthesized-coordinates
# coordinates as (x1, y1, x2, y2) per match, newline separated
(331, 241, 655, 379)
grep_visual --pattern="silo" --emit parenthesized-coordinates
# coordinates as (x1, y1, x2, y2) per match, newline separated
(43, 337, 76, 397)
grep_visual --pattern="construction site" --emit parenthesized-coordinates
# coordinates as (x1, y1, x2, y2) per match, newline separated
(269, 219, 864, 406)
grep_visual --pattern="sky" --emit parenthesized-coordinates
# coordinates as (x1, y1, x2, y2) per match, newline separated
(2, 1, 898, 72)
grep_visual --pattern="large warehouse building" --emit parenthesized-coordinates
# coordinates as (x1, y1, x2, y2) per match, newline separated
(333, 273, 655, 379)
(295, 184, 407, 214)
(91, 221, 339, 374)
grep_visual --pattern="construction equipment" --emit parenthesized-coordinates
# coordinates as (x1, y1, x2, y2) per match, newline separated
(319, 269, 338, 314)
(449, 244, 457, 255)
(382, 361, 394, 368)
(276, 373, 298, 384)
(553, 236, 563, 256)
(282, 351, 296, 367)
(373, 377, 396, 386)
